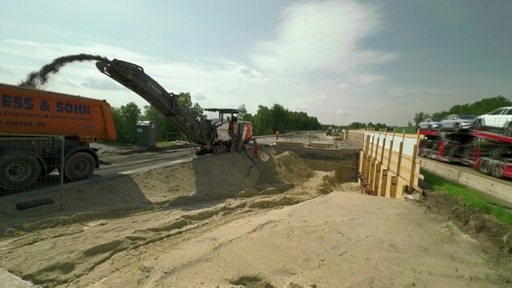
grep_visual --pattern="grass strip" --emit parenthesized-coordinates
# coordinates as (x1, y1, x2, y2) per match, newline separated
(423, 170, 512, 229)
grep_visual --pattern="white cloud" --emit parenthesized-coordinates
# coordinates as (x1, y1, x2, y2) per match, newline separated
(336, 108, 351, 116)
(241, 0, 398, 121)
(81, 77, 122, 90)
(0, 0, 399, 125)
(249, 0, 396, 76)
(0, 63, 15, 77)
(193, 92, 207, 102)
(355, 73, 385, 84)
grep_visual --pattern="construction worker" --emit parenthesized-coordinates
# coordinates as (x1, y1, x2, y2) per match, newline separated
(275, 130, 280, 140)
(253, 138, 259, 158)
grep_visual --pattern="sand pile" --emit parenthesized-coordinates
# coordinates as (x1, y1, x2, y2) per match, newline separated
(130, 151, 316, 205)
(273, 151, 314, 183)
(0, 150, 336, 287)
(1, 150, 511, 287)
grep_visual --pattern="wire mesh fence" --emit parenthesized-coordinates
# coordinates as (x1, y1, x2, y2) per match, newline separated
(0, 133, 64, 203)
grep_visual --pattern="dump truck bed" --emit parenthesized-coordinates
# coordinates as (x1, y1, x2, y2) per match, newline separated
(0, 83, 116, 142)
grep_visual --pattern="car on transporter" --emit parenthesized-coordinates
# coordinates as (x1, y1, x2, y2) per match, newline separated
(439, 114, 475, 132)
(472, 106, 512, 136)
(418, 117, 442, 130)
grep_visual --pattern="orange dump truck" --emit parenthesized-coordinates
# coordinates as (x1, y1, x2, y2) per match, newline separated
(0, 82, 117, 190)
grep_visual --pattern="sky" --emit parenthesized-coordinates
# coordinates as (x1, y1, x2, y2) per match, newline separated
(1, 0, 511, 126)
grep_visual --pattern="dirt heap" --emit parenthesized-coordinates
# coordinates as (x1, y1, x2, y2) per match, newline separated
(0, 150, 335, 287)
(0, 150, 511, 288)
(273, 151, 314, 183)
(128, 151, 315, 206)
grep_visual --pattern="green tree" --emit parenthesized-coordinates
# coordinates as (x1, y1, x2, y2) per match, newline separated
(111, 107, 125, 142)
(347, 122, 365, 129)
(374, 123, 387, 130)
(418, 95, 512, 123)
(139, 92, 204, 141)
(177, 92, 203, 118)
(253, 105, 273, 135)
(467, 95, 511, 115)
(141, 105, 172, 141)
(270, 104, 290, 132)
(120, 102, 141, 144)
(251, 104, 322, 135)
(413, 112, 431, 126)
(112, 102, 141, 144)
(238, 104, 254, 123)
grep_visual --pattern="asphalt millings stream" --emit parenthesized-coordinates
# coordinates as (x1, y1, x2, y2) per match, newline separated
(19, 54, 109, 88)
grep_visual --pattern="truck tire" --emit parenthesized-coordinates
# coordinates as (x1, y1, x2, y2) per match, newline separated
(491, 162, 503, 178)
(0, 153, 41, 190)
(64, 152, 96, 181)
(445, 144, 456, 157)
(478, 158, 491, 175)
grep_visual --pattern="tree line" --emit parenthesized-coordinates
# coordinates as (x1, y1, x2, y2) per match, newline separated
(111, 93, 321, 144)
(338, 95, 511, 131)
(241, 104, 321, 135)
(412, 95, 511, 126)
(112, 94, 511, 144)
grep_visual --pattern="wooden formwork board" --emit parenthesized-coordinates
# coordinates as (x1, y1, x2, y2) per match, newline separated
(358, 134, 422, 198)
(309, 143, 334, 149)
(367, 131, 422, 140)
(348, 131, 365, 143)
(359, 157, 406, 198)
(275, 141, 304, 147)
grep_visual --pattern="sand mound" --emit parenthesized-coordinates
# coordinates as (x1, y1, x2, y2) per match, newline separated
(1, 148, 511, 287)
(273, 151, 314, 183)
(134, 151, 316, 205)
(0, 151, 317, 235)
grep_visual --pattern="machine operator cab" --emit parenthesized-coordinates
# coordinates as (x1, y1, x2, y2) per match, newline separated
(204, 108, 253, 151)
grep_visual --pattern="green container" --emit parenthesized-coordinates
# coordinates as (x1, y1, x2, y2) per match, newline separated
(136, 121, 156, 148)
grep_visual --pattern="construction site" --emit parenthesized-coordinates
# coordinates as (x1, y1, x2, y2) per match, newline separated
(1, 55, 512, 287)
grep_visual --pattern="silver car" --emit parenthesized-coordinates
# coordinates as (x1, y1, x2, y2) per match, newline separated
(418, 117, 442, 130)
(473, 106, 512, 135)
(439, 114, 475, 132)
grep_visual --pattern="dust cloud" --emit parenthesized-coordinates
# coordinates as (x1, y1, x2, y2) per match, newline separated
(19, 54, 110, 88)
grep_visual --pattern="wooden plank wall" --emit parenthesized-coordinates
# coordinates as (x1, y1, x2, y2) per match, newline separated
(346, 129, 365, 143)
(357, 131, 423, 198)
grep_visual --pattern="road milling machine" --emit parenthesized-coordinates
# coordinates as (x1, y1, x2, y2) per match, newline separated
(1, 59, 252, 191)
(96, 59, 253, 155)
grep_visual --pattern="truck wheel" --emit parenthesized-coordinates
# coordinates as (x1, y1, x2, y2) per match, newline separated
(0, 153, 41, 190)
(64, 152, 96, 181)
(445, 144, 456, 157)
(478, 159, 490, 174)
(491, 163, 503, 178)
